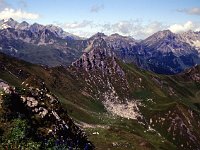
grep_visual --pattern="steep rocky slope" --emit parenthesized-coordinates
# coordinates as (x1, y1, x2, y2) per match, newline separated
(0, 79, 94, 149)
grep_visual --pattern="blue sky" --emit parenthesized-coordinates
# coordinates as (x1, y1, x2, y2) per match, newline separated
(0, 0, 200, 38)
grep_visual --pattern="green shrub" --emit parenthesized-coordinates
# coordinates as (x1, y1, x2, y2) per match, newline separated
(9, 119, 27, 142)
(1, 119, 41, 149)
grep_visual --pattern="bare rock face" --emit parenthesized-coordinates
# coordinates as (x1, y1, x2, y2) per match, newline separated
(72, 37, 142, 121)
(180, 65, 200, 82)
(0, 79, 12, 94)
(142, 30, 197, 56)
(73, 46, 114, 71)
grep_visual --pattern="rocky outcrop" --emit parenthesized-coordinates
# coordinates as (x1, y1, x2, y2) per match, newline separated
(0, 79, 94, 149)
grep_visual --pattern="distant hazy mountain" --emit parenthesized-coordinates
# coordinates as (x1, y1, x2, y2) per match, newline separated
(0, 18, 81, 40)
(79, 30, 200, 74)
(0, 18, 85, 66)
(179, 30, 200, 53)
(138, 30, 200, 74)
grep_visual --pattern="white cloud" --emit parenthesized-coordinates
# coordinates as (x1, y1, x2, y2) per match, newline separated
(58, 20, 93, 29)
(58, 20, 167, 39)
(90, 4, 104, 13)
(178, 7, 200, 15)
(168, 21, 195, 33)
(0, 8, 39, 20)
(101, 20, 167, 39)
(136, 21, 167, 38)
(188, 7, 200, 15)
(195, 27, 200, 32)
(57, 19, 200, 39)
(106, 21, 132, 34)
(68, 30, 95, 38)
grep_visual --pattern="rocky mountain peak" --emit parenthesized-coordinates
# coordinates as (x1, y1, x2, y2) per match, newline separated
(142, 29, 197, 55)
(179, 30, 200, 52)
(89, 32, 107, 40)
(72, 44, 114, 71)
(145, 30, 176, 42)
(45, 24, 79, 40)
(0, 18, 18, 29)
(3, 18, 15, 23)
(2, 18, 17, 23)
(46, 24, 63, 34)
(16, 21, 30, 30)
(20, 21, 29, 26)
(106, 33, 137, 48)
(110, 33, 122, 37)
(29, 23, 45, 32)
(0, 18, 80, 40)
(109, 33, 135, 40)
(182, 65, 200, 82)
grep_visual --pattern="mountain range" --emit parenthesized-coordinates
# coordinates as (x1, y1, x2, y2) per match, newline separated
(0, 19, 200, 149)
(0, 18, 200, 74)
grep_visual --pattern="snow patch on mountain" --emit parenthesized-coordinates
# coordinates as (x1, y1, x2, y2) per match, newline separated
(193, 40, 200, 49)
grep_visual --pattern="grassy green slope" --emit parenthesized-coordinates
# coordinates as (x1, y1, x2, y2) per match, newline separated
(0, 52, 200, 149)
